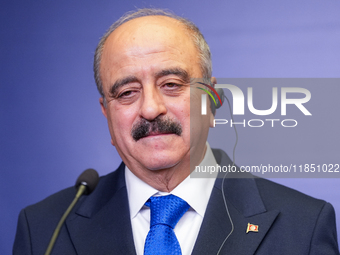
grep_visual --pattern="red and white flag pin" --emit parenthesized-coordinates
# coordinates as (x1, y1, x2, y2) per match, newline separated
(246, 223, 259, 233)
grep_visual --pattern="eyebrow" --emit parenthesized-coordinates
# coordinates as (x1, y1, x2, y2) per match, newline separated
(109, 75, 139, 97)
(155, 68, 190, 83)
(109, 67, 190, 97)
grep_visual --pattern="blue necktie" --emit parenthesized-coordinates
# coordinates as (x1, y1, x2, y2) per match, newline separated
(144, 194, 190, 255)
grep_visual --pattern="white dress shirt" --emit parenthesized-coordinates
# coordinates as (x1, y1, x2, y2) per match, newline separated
(125, 142, 218, 255)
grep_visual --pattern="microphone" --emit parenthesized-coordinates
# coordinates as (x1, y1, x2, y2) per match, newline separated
(44, 169, 99, 255)
(75, 168, 100, 195)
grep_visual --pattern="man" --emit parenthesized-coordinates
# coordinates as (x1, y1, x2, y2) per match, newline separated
(14, 8, 339, 255)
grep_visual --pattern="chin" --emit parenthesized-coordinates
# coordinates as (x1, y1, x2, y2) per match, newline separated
(139, 151, 185, 171)
(130, 134, 190, 170)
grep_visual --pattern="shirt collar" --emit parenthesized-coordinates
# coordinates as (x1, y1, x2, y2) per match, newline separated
(125, 142, 217, 219)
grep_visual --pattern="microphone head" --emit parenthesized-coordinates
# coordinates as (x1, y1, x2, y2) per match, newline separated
(75, 168, 99, 195)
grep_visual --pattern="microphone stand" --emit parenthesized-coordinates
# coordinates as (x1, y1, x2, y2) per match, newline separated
(44, 183, 87, 255)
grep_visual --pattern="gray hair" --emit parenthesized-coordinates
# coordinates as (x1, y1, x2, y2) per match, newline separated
(93, 8, 212, 105)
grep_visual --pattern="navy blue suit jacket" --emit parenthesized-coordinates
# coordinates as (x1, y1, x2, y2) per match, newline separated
(14, 149, 339, 254)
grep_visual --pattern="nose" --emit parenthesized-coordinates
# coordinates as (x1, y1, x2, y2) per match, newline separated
(139, 85, 167, 121)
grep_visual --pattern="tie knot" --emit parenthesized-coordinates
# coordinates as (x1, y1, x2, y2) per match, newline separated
(146, 194, 190, 229)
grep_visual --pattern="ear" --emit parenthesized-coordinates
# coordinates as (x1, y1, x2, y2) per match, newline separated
(211, 77, 217, 86)
(209, 109, 215, 128)
(99, 97, 116, 146)
(100, 97, 108, 118)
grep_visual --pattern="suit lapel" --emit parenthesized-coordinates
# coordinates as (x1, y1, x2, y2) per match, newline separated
(65, 163, 136, 255)
(191, 184, 232, 254)
(192, 149, 280, 255)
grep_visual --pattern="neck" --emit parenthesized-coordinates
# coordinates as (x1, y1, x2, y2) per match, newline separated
(135, 161, 190, 192)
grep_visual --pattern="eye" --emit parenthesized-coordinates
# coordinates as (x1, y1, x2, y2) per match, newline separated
(118, 90, 138, 99)
(119, 91, 132, 97)
(164, 83, 182, 89)
(161, 82, 186, 97)
(166, 83, 176, 87)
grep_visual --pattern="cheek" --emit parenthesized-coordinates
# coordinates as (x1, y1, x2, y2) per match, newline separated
(188, 93, 211, 133)
(107, 105, 138, 137)
(167, 98, 192, 141)
(168, 96, 190, 119)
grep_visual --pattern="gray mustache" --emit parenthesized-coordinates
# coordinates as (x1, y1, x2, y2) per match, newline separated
(131, 116, 182, 141)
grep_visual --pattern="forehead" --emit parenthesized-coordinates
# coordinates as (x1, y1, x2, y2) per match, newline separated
(105, 15, 195, 53)
(99, 16, 201, 88)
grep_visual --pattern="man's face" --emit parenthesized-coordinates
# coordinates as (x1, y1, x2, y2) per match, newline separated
(99, 16, 212, 178)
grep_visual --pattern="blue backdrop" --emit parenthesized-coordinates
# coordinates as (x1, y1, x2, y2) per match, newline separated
(1, 0, 340, 254)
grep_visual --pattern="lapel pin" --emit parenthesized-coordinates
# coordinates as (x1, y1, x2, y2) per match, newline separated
(246, 223, 259, 233)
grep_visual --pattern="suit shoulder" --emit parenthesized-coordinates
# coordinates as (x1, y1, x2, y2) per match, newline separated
(251, 177, 339, 253)
(23, 186, 76, 226)
(23, 167, 123, 219)
(254, 177, 329, 213)
(14, 167, 125, 254)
